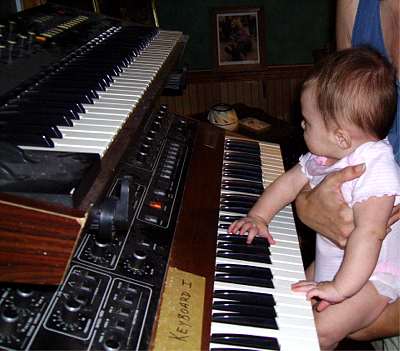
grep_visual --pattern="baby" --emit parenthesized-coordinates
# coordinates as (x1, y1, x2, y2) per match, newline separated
(228, 47, 400, 350)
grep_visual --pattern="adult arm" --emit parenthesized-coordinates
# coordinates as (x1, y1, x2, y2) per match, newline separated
(295, 164, 365, 248)
(336, 0, 358, 50)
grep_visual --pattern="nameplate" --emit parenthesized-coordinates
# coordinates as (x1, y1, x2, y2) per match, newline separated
(152, 267, 205, 350)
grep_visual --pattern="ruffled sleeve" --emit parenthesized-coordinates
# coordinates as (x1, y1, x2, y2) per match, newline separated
(349, 141, 400, 207)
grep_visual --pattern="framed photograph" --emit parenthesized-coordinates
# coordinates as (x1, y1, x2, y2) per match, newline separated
(212, 6, 264, 70)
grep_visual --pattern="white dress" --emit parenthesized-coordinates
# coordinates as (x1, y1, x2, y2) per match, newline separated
(299, 139, 400, 302)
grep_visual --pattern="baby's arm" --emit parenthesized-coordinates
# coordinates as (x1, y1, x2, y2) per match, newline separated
(294, 195, 395, 306)
(228, 164, 308, 244)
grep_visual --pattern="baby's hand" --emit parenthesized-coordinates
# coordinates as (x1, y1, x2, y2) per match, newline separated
(291, 280, 346, 312)
(228, 215, 275, 245)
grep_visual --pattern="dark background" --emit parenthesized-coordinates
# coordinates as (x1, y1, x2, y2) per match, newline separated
(41, 0, 336, 70)
(157, 0, 335, 69)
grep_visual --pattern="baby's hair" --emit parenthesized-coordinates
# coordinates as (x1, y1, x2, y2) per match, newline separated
(304, 47, 397, 139)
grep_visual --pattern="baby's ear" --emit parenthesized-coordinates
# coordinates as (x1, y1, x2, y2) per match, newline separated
(334, 128, 351, 149)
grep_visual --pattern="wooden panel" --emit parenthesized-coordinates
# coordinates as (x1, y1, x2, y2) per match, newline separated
(0, 194, 86, 285)
(159, 64, 311, 122)
(150, 122, 225, 349)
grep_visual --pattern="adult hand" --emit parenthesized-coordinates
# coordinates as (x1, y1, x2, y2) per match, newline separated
(295, 164, 365, 248)
(387, 204, 400, 231)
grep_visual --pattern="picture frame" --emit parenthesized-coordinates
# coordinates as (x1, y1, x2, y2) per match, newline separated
(212, 6, 265, 70)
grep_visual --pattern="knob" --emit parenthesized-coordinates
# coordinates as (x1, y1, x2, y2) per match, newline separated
(152, 121, 161, 130)
(144, 135, 154, 143)
(8, 21, 16, 40)
(128, 250, 147, 272)
(140, 143, 151, 153)
(17, 34, 27, 56)
(136, 151, 147, 162)
(7, 40, 15, 64)
(103, 336, 121, 351)
(62, 297, 82, 323)
(14, 288, 34, 308)
(147, 128, 157, 137)
(92, 239, 110, 256)
(159, 104, 168, 113)
(0, 308, 19, 335)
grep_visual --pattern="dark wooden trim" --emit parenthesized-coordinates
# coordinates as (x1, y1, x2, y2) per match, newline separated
(0, 195, 86, 285)
(187, 64, 313, 83)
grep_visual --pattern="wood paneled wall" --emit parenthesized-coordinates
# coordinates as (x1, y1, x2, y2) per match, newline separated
(159, 64, 312, 123)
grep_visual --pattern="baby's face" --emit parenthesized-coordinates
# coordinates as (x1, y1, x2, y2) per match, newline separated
(300, 85, 337, 157)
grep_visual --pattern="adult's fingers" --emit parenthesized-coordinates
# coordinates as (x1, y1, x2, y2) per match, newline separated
(291, 280, 317, 292)
(325, 163, 365, 186)
(387, 204, 400, 227)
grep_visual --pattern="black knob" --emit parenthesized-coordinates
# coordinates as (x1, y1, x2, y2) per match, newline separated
(15, 288, 34, 308)
(7, 40, 15, 64)
(140, 143, 151, 153)
(62, 297, 82, 323)
(129, 250, 147, 272)
(92, 239, 109, 256)
(0, 308, 19, 335)
(103, 336, 121, 351)
(136, 151, 147, 162)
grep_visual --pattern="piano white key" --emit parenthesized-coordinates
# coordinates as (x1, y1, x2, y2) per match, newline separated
(58, 130, 112, 141)
(78, 112, 126, 122)
(211, 335, 319, 351)
(58, 124, 117, 134)
(211, 321, 317, 341)
(72, 118, 122, 128)
(212, 297, 314, 319)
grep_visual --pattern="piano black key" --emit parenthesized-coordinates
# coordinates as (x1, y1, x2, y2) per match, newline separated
(214, 274, 274, 288)
(1, 107, 80, 120)
(11, 92, 94, 105)
(223, 162, 263, 173)
(219, 206, 250, 214)
(223, 170, 262, 182)
(219, 215, 243, 222)
(222, 179, 264, 189)
(213, 301, 276, 318)
(217, 251, 271, 264)
(213, 290, 276, 307)
(212, 313, 278, 330)
(37, 79, 107, 92)
(48, 71, 114, 86)
(219, 200, 254, 209)
(216, 264, 272, 279)
(220, 193, 259, 203)
(6, 101, 86, 114)
(0, 112, 74, 127)
(221, 184, 263, 195)
(217, 243, 270, 256)
(224, 153, 261, 165)
(211, 333, 280, 351)
(0, 124, 62, 138)
(225, 139, 260, 148)
(219, 223, 230, 230)
(218, 234, 270, 247)
(224, 143, 261, 154)
(0, 133, 54, 147)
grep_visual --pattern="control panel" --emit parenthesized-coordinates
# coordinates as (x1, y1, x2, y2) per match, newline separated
(0, 105, 197, 350)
